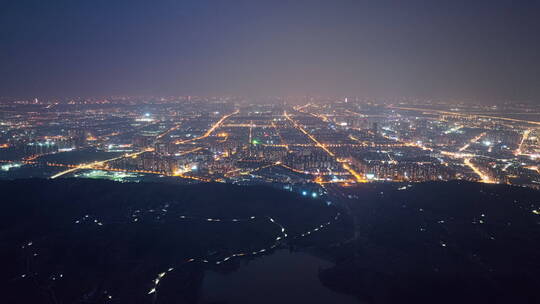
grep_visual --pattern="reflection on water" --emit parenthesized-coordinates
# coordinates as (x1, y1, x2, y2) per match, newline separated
(201, 249, 357, 304)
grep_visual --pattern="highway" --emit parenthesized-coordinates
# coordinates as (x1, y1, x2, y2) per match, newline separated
(464, 158, 495, 183)
(174, 110, 239, 144)
(459, 132, 486, 152)
(156, 123, 182, 140)
(3, 151, 212, 182)
(50, 150, 151, 179)
(347, 111, 501, 183)
(389, 105, 540, 126)
(515, 129, 532, 156)
(284, 111, 366, 183)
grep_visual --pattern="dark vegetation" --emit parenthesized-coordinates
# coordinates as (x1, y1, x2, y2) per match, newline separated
(1, 179, 539, 303)
(0, 179, 345, 304)
(319, 181, 540, 304)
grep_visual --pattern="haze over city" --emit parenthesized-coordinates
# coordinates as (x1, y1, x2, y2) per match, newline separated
(1, 1, 540, 304)
(2, 0, 540, 100)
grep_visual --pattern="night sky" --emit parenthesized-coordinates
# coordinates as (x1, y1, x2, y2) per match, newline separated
(1, 0, 539, 101)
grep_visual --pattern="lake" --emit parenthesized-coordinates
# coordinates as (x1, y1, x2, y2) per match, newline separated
(201, 249, 358, 304)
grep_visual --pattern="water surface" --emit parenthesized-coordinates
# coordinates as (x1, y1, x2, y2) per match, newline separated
(201, 249, 358, 304)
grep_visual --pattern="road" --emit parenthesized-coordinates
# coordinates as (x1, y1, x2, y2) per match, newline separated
(283, 111, 366, 183)
(175, 110, 239, 144)
(50, 150, 150, 179)
(464, 158, 495, 183)
(389, 105, 540, 126)
(459, 132, 486, 152)
(144, 210, 341, 301)
(515, 129, 532, 156)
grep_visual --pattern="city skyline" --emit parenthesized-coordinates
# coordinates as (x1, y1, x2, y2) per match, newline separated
(2, 97, 539, 188)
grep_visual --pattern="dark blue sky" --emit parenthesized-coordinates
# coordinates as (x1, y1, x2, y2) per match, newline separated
(1, 0, 539, 101)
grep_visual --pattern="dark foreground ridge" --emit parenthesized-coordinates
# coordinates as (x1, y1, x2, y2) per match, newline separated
(0, 179, 349, 304)
(321, 181, 540, 304)
(0, 179, 539, 303)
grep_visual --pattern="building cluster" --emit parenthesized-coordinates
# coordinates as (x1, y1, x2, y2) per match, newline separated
(1, 97, 539, 189)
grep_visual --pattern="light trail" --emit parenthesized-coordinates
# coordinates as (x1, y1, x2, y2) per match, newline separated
(515, 129, 532, 156)
(381, 129, 496, 183)
(50, 150, 150, 179)
(340, 162, 365, 183)
(464, 158, 496, 183)
(348, 134, 379, 147)
(156, 123, 182, 139)
(294, 103, 311, 111)
(145, 210, 341, 299)
(224, 162, 279, 177)
(262, 143, 317, 148)
(459, 132, 486, 152)
(295, 104, 331, 122)
(378, 128, 480, 158)
(222, 123, 272, 128)
(277, 162, 310, 175)
(443, 125, 464, 134)
(50, 166, 83, 179)
(389, 105, 540, 126)
(284, 111, 366, 183)
(176, 147, 203, 156)
(306, 112, 330, 122)
(173, 172, 212, 182)
(175, 110, 239, 144)
(364, 120, 501, 184)
(345, 109, 366, 117)
(27, 161, 165, 175)
(23, 151, 59, 161)
(284, 111, 335, 157)
(48, 162, 210, 182)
